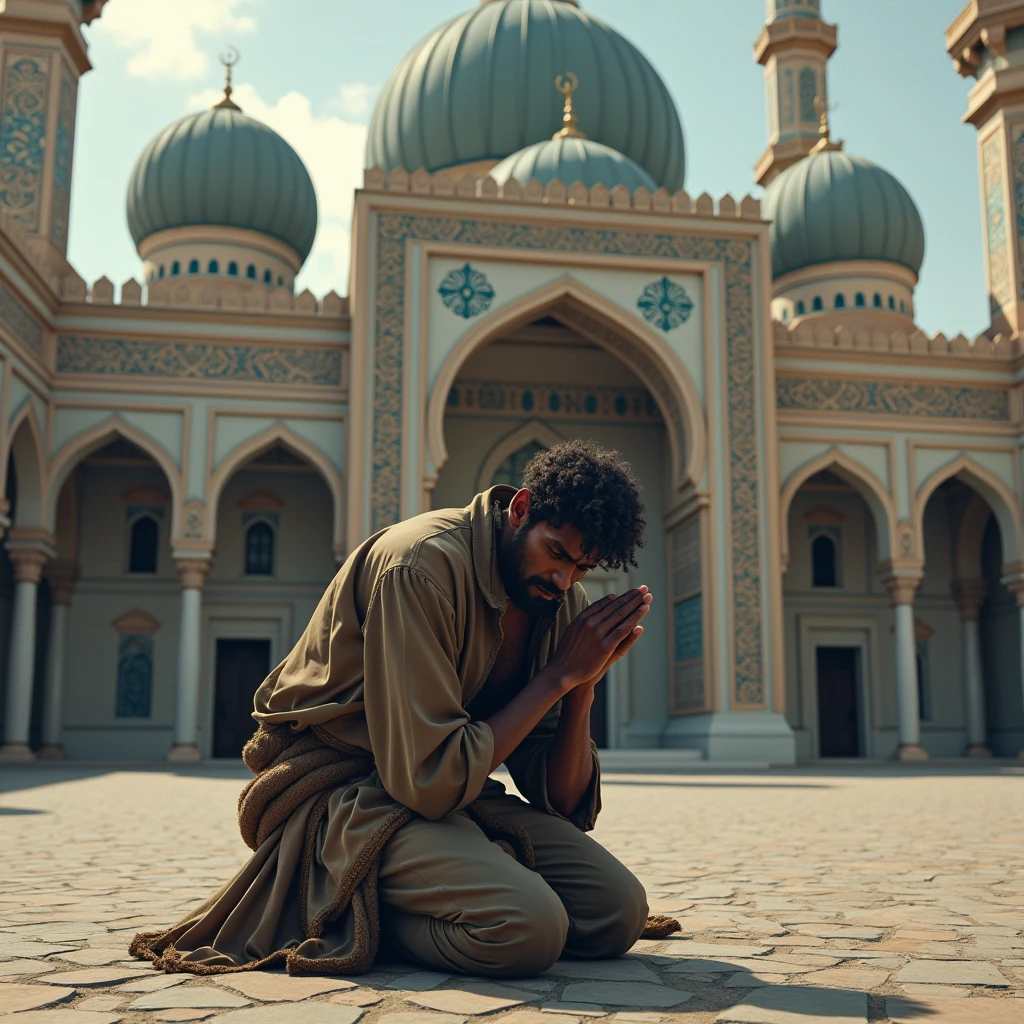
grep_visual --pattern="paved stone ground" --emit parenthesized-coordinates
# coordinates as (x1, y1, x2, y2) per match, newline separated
(1, 763, 1023, 1024)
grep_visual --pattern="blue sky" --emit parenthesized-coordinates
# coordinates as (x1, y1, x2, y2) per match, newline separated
(72, 0, 981, 336)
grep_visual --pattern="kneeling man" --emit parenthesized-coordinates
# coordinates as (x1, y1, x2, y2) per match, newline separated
(133, 440, 653, 979)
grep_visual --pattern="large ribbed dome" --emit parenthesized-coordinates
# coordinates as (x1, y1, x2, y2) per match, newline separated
(764, 148, 925, 280)
(365, 0, 685, 192)
(126, 105, 318, 263)
(491, 136, 657, 192)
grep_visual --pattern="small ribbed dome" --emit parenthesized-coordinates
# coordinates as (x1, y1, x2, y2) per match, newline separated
(491, 136, 657, 192)
(366, 0, 685, 192)
(764, 148, 925, 280)
(127, 105, 318, 263)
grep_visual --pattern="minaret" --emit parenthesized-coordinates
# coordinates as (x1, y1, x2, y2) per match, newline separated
(0, 0, 96, 267)
(754, 0, 838, 187)
(946, 2, 1024, 339)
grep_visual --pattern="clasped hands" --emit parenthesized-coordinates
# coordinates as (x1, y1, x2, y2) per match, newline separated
(548, 587, 653, 694)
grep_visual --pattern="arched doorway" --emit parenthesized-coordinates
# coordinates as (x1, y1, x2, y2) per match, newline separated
(432, 312, 674, 749)
(783, 467, 894, 760)
(206, 441, 336, 758)
(0, 415, 49, 760)
(979, 516, 1021, 756)
(920, 477, 1021, 757)
(47, 435, 178, 760)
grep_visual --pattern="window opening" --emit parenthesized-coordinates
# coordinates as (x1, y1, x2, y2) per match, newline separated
(129, 516, 159, 574)
(811, 532, 838, 588)
(245, 521, 275, 576)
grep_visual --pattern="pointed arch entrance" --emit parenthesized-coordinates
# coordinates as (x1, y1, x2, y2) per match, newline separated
(427, 283, 709, 748)
(425, 278, 706, 505)
(915, 458, 1024, 757)
(782, 463, 893, 760)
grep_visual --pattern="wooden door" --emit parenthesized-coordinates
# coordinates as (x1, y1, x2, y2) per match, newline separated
(213, 638, 271, 758)
(816, 646, 860, 757)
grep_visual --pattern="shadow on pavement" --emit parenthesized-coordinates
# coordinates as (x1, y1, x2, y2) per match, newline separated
(0, 760, 252, 795)
(625, 954, 933, 1020)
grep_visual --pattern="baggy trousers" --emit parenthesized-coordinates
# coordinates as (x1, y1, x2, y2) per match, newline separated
(377, 786, 649, 978)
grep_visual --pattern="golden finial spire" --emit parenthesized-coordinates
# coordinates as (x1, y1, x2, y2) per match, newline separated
(214, 46, 242, 111)
(811, 95, 843, 154)
(554, 72, 587, 139)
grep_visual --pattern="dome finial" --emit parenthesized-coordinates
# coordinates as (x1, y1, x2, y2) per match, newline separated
(214, 46, 242, 111)
(811, 95, 842, 154)
(554, 72, 586, 139)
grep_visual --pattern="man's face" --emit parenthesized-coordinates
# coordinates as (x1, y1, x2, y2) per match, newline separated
(499, 492, 598, 617)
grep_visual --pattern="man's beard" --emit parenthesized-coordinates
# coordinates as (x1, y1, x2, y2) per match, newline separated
(498, 525, 565, 618)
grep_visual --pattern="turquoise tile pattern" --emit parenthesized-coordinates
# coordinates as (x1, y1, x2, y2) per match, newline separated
(115, 634, 153, 718)
(674, 595, 703, 663)
(50, 65, 76, 252)
(0, 53, 49, 234)
(777, 376, 1010, 420)
(56, 336, 341, 386)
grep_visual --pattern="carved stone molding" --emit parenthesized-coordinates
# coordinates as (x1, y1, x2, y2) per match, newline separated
(882, 573, 923, 607)
(111, 608, 161, 635)
(45, 558, 79, 606)
(952, 577, 989, 622)
(175, 557, 212, 590)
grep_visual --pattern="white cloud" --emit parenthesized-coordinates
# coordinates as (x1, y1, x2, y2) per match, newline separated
(189, 84, 368, 297)
(337, 82, 376, 119)
(96, 0, 257, 81)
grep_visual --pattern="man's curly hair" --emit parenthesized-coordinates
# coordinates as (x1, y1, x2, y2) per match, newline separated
(520, 440, 646, 571)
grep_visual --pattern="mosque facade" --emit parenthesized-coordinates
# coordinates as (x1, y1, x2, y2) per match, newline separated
(0, 0, 1022, 766)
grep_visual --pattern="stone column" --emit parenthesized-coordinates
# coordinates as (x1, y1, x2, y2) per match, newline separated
(1004, 577, 1024, 760)
(884, 574, 928, 762)
(0, 541, 50, 761)
(168, 556, 211, 762)
(38, 562, 78, 759)
(952, 578, 991, 758)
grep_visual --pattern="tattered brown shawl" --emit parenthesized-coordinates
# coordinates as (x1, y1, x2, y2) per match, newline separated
(130, 724, 539, 976)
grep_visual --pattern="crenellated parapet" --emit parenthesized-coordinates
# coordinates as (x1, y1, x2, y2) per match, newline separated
(58, 273, 349, 319)
(360, 166, 763, 221)
(772, 318, 1021, 360)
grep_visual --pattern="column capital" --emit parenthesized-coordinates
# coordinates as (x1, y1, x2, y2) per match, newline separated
(175, 555, 212, 590)
(1002, 565, 1024, 607)
(952, 577, 989, 621)
(44, 559, 79, 606)
(881, 572, 922, 606)
(6, 528, 56, 584)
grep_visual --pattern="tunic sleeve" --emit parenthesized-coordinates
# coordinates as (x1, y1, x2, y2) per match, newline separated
(362, 566, 495, 820)
(503, 704, 602, 832)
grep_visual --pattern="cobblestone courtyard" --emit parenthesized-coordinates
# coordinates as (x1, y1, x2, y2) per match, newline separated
(1, 764, 1023, 1024)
